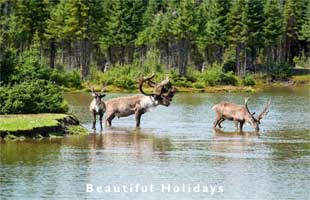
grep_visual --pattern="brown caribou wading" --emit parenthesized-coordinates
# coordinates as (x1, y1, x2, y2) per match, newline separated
(212, 97, 271, 132)
(104, 74, 176, 127)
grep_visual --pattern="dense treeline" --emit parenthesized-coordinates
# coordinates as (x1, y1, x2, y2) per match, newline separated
(0, 0, 309, 79)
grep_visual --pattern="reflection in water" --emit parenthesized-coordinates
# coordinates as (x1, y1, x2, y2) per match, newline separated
(210, 129, 261, 161)
(1, 88, 309, 200)
(87, 128, 173, 153)
(213, 129, 260, 137)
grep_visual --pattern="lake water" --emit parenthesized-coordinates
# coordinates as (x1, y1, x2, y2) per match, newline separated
(1, 87, 309, 199)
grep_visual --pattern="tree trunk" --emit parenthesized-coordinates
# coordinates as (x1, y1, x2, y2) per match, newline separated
(79, 40, 91, 79)
(178, 39, 189, 76)
(49, 38, 56, 69)
(236, 44, 241, 76)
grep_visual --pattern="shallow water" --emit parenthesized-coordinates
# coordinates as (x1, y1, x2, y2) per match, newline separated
(1, 87, 309, 199)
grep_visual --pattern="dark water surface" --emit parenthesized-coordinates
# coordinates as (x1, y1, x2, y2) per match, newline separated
(1, 87, 309, 199)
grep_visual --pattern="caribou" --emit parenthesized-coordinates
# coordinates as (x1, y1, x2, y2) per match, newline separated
(104, 74, 176, 127)
(212, 97, 271, 132)
(89, 85, 106, 130)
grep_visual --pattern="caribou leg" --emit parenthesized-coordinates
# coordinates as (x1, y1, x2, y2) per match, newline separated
(240, 121, 244, 132)
(135, 111, 142, 128)
(213, 116, 222, 129)
(99, 112, 103, 131)
(105, 113, 115, 127)
(234, 121, 239, 129)
(218, 118, 225, 128)
(92, 112, 96, 130)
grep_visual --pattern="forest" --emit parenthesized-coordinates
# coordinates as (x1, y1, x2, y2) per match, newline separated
(0, 0, 309, 114)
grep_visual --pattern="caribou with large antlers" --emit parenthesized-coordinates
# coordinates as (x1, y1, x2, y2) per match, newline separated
(89, 84, 106, 130)
(104, 74, 176, 127)
(212, 97, 271, 132)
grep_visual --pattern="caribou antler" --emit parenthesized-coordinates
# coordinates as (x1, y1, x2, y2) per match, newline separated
(147, 79, 157, 87)
(87, 83, 95, 94)
(153, 76, 170, 95)
(257, 100, 271, 121)
(244, 97, 251, 114)
(139, 73, 156, 96)
(244, 97, 257, 120)
(101, 82, 108, 92)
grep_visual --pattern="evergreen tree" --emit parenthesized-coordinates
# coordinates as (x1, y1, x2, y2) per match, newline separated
(263, 0, 283, 66)
(226, 0, 246, 75)
(283, 0, 306, 62)
(171, 0, 199, 75)
(100, 0, 146, 64)
(300, 2, 310, 41)
(242, 0, 264, 71)
(197, 0, 225, 65)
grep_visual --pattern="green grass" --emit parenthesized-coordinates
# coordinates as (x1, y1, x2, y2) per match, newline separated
(292, 75, 310, 82)
(0, 114, 67, 131)
(67, 125, 88, 135)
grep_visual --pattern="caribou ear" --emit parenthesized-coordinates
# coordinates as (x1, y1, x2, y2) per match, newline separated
(252, 112, 256, 115)
(100, 94, 106, 98)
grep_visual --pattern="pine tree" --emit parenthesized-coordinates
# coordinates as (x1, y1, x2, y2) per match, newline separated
(197, 0, 225, 65)
(100, 0, 146, 64)
(46, 0, 91, 77)
(6, 0, 50, 51)
(227, 0, 264, 74)
(300, 2, 310, 41)
(263, 0, 283, 66)
(226, 0, 246, 75)
(242, 0, 264, 72)
(171, 0, 199, 75)
(283, 0, 306, 62)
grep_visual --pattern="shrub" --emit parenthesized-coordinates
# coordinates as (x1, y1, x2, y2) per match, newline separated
(114, 75, 136, 90)
(0, 49, 17, 84)
(200, 64, 222, 86)
(67, 70, 82, 88)
(242, 75, 256, 86)
(50, 69, 82, 88)
(293, 55, 310, 69)
(219, 71, 238, 85)
(10, 48, 50, 83)
(0, 80, 68, 114)
(268, 63, 293, 80)
(197, 63, 238, 86)
(223, 60, 236, 73)
(192, 82, 205, 88)
(169, 70, 193, 87)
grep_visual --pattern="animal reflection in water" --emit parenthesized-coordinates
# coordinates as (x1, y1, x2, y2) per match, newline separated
(213, 128, 260, 137)
(88, 128, 172, 153)
(211, 129, 260, 158)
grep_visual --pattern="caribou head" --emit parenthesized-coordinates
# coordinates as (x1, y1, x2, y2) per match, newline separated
(139, 74, 176, 107)
(244, 97, 271, 132)
(90, 85, 106, 112)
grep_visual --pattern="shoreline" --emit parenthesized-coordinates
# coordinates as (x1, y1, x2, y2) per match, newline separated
(0, 114, 87, 140)
(67, 75, 309, 93)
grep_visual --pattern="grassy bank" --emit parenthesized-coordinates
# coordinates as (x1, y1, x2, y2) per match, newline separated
(83, 63, 309, 93)
(82, 74, 309, 94)
(0, 114, 87, 139)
